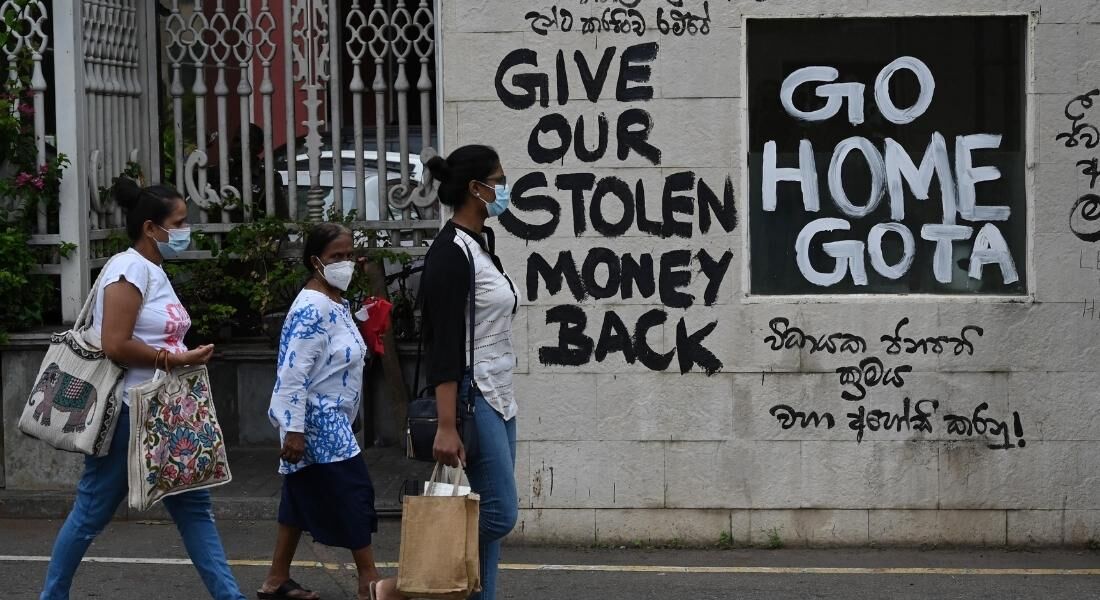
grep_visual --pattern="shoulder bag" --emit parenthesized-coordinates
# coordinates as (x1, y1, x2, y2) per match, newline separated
(406, 241, 479, 463)
(18, 254, 149, 456)
(127, 364, 232, 511)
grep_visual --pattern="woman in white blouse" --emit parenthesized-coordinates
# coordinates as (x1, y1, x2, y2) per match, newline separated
(259, 222, 377, 600)
(371, 145, 520, 600)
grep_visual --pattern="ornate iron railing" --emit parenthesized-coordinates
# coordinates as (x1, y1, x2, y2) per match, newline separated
(1, 0, 442, 322)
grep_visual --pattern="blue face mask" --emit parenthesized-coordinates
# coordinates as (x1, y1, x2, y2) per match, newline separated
(476, 181, 511, 218)
(154, 226, 191, 260)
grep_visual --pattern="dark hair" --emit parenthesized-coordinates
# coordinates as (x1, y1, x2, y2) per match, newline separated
(113, 178, 185, 241)
(425, 145, 500, 209)
(302, 222, 352, 271)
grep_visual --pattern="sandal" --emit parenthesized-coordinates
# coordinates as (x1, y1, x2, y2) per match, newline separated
(257, 579, 320, 600)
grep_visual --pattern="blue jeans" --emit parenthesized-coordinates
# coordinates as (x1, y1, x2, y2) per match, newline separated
(463, 384, 519, 600)
(40, 405, 245, 600)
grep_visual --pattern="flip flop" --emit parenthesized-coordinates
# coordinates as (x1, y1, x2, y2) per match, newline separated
(256, 579, 320, 600)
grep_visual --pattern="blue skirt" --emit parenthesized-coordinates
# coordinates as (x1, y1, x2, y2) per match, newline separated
(278, 456, 378, 550)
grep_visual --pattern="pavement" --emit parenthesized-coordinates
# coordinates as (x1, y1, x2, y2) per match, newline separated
(2, 518, 1099, 599)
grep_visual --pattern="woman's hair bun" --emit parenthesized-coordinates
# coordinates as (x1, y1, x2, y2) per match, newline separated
(425, 155, 451, 183)
(112, 177, 143, 212)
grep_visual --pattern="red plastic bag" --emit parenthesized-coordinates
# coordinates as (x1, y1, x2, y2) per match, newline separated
(356, 297, 393, 356)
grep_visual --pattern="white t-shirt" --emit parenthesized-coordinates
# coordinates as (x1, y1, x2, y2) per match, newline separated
(92, 249, 192, 404)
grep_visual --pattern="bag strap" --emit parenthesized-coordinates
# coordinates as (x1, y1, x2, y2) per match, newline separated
(411, 231, 478, 399)
(74, 251, 155, 331)
(426, 462, 467, 496)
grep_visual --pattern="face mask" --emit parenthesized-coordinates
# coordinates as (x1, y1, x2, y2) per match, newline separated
(476, 181, 511, 218)
(316, 259, 355, 292)
(153, 226, 191, 260)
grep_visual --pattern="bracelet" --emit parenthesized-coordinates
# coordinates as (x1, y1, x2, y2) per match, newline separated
(155, 349, 168, 373)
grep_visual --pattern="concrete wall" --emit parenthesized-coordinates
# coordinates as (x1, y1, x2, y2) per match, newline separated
(440, 1, 1100, 546)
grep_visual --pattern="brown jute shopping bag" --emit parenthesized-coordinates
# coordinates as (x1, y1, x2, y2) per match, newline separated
(396, 465, 481, 599)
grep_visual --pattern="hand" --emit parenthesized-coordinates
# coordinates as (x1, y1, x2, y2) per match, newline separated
(433, 425, 466, 468)
(280, 432, 307, 463)
(171, 344, 215, 368)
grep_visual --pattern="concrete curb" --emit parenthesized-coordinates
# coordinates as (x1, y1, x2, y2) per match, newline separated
(0, 491, 401, 521)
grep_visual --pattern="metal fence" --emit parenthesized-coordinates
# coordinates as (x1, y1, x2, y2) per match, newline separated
(2, 0, 442, 322)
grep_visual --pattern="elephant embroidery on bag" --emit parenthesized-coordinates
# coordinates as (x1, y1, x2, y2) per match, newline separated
(29, 363, 97, 433)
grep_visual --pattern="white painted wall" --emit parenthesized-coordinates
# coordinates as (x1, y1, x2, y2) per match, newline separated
(440, 0, 1100, 547)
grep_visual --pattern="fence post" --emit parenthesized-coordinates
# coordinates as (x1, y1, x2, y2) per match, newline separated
(54, 0, 90, 323)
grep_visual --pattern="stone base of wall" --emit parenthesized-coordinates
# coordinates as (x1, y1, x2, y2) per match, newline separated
(510, 509, 1100, 548)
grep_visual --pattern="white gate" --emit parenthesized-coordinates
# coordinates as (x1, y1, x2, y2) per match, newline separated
(2, 0, 442, 322)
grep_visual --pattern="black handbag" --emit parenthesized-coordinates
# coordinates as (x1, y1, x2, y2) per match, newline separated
(406, 241, 479, 463)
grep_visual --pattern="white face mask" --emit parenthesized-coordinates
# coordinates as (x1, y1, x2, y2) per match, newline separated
(317, 260, 355, 292)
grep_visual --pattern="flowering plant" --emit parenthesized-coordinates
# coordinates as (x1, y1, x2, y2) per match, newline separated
(0, 49, 67, 340)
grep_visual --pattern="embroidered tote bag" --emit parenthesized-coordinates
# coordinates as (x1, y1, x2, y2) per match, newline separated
(17, 256, 140, 457)
(127, 365, 232, 511)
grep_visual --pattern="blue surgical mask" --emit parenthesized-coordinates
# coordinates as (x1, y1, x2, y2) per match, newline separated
(476, 181, 511, 218)
(154, 226, 191, 259)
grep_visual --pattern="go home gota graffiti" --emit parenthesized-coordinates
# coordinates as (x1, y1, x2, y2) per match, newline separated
(747, 17, 1027, 296)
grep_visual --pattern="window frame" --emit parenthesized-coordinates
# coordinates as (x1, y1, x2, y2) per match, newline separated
(739, 11, 1037, 305)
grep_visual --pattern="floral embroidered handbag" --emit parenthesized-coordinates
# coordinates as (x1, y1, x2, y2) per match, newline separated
(127, 364, 232, 511)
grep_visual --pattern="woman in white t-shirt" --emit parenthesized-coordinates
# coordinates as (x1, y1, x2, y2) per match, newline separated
(39, 179, 246, 600)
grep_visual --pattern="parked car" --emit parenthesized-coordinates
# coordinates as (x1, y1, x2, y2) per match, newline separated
(273, 126, 427, 170)
(278, 149, 426, 227)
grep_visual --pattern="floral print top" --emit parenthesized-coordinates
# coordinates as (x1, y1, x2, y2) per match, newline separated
(269, 289, 368, 475)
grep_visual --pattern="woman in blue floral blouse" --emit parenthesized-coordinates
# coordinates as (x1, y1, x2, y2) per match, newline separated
(259, 222, 376, 600)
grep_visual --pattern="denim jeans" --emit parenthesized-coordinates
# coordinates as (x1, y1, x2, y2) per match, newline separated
(40, 404, 246, 600)
(463, 384, 518, 600)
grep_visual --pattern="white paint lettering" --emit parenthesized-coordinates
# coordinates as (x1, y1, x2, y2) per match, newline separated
(874, 56, 936, 125)
(828, 136, 887, 218)
(921, 224, 974, 284)
(884, 133, 957, 223)
(867, 222, 916, 280)
(968, 223, 1019, 284)
(763, 139, 820, 212)
(955, 133, 1010, 221)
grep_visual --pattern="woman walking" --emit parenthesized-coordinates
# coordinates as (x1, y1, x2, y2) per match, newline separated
(39, 179, 246, 600)
(259, 223, 377, 600)
(372, 144, 520, 600)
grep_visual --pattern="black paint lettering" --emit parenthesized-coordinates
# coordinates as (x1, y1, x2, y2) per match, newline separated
(662, 171, 695, 238)
(575, 46, 617, 102)
(631, 178, 663, 237)
(621, 253, 656, 299)
(698, 176, 738, 234)
(676, 318, 723, 375)
(634, 309, 675, 371)
(595, 310, 637, 363)
(659, 249, 694, 308)
(495, 48, 547, 110)
(556, 172, 596, 236)
(498, 172, 560, 241)
(616, 42, 659, 102)
(538, 305, 593, 366)
(590, 176, 635, 237)
(574, 113, 610, 162)
(696, 249, 734, 306)
(528, 113, 572, 164)
(582, 247, 622, 300)
(527, 251, 586, 302)
(554, 50, 569, 106)
(616, 108, 662, 165)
